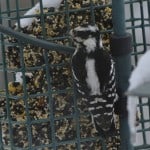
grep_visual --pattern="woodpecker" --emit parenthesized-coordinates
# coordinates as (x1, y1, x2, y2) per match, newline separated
(70, 24, 118, 136)
(127, 50, 150, 145)
(15, 0, 63, 28)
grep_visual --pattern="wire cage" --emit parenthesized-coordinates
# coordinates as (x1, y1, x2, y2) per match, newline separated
(111, 0, 150, 149)
(125, 0, 150, 149)
(0, 0, 149, 150)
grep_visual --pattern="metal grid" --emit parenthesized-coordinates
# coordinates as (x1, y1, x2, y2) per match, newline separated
(125, 0, 150, 149)
(0, 0, 149, 149)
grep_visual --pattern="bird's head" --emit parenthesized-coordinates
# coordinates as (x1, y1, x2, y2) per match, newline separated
(70, 24, 103, 53)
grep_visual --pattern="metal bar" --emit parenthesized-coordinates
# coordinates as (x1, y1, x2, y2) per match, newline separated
(6, 0, 11, 27)
(18, 39, 33, 149)
(73, 85, 81, 150)
(139, 0, 147, 53)
(112, 0, 126, 36)
(39, 0, 47, 39)
(0, 25, 74, 54)
(1, 4, 112, 16)
(90, 0, 95, 25)
(43, 49, 57, 150)
(0, 5, 3, 149)
(0, 123, 4, 150)
(0, 31, 14, 150)
(148, 0, 150, 20)
(130, 0, 138, 65)
(111, 0, 133, 149)
(139, 98, 147, 145)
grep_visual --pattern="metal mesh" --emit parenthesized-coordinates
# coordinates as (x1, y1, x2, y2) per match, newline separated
(125, 0, 150, 149)
(0, 0, 150, 149)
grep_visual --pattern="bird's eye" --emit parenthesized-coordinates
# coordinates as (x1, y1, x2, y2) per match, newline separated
(73, 30, 78, 37)
(77, 31, 90, 39)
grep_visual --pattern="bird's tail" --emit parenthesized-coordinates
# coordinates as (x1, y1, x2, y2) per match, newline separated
(88, 96, 117, 137)
(93, 115, 117, 137)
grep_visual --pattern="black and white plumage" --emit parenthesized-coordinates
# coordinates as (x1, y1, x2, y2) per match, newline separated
(70, 24, 118, 135)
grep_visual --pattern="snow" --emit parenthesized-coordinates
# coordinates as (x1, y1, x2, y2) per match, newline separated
(15, 0, 62, 28)
(128, 50, 150, 91)
(127, 50, 150, 145)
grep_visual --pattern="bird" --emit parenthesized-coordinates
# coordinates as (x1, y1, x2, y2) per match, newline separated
(70, 24, 119, 136)
(127, 50, 150, 145)
(15, 0, 63, 28)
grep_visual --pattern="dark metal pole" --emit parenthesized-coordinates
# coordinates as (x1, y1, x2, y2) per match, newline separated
(110, 0, 134, 149)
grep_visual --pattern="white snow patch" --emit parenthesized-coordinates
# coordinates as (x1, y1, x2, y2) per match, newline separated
(127, 50, 150, 145)
(15, 72, 33, 84)
(128, 50, 150, 91)
(15, 0, 62, 28)
(127, 96, 138, 145)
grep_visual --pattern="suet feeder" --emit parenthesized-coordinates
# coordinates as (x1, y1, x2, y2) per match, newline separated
(0, 0, 150, 149)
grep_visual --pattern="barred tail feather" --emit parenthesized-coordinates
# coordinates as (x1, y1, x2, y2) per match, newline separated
(89, 97, 115, 133)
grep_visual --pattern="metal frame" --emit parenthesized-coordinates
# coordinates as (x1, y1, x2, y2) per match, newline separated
(0, 0, 150, 149)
